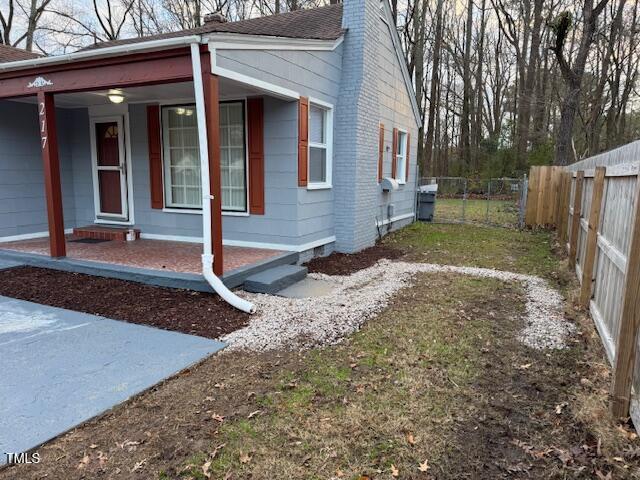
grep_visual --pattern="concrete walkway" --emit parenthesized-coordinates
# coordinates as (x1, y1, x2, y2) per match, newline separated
(0, 296, 225, 461)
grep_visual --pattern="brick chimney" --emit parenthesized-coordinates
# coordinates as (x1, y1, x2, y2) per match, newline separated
(203, 12, 227, 24)
(333, 0, 381, 253)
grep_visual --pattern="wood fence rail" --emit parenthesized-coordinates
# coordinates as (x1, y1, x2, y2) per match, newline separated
(525, 140, 640, 422)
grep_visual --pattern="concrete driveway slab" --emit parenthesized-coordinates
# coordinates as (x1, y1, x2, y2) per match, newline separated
(0, 295, 225, 461)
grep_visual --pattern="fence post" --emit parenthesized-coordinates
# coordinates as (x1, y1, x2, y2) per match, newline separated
(486, 179, 491, 223)
(579, 167, 606, 308)
(519, 174, 528, 228)
(537, 167, 549, 226)
(462, 178, 467, 222)
(557, 172, 567, 240)
(569, 171, 585, 268)
(551, 167, 563, 226)
(525, 167, 539, 227)
(611, 174, 640, 418)
(559, 172, 572, 243)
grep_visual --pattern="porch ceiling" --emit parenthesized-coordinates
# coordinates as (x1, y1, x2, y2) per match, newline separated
(9, 78, 269, 108)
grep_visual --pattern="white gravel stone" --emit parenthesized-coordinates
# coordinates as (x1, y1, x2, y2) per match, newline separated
(221, 261, 574, 352)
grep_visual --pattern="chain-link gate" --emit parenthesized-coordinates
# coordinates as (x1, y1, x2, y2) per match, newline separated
(418, 176, 527, 228)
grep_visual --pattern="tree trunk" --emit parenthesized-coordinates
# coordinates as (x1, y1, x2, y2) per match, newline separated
(473, 0, 487, 164)
(423, 0, 444, 176)
(552, 0, 610, 165)
(515, 0, 544, 170)
(413, 0, 428, 175)
(460, 0, 473, 171)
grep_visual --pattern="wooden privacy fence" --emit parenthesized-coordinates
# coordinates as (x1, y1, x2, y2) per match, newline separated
(526, 140, 640, 421)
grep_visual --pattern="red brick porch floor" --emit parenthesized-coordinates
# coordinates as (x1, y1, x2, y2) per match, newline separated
(0, 236, 284, 274)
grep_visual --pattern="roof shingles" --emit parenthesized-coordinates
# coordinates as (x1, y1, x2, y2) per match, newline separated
(86, 4, 344, 51)
(0, 44, 40, 63)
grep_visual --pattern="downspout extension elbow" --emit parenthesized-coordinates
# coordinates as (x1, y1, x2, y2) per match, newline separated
(202, 254, 256, 314)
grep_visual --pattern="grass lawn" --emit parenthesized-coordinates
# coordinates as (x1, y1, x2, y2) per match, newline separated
(434, 198, 520, 227)
(386, 222, 560, 280)
(2, 223, 637, 479)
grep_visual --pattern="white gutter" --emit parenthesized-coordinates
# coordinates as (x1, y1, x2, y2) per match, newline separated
(190, 42, 256, 314)
(0, 35, 202, 72)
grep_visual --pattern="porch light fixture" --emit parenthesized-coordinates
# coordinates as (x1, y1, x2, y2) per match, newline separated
(107, 90, 125, 104)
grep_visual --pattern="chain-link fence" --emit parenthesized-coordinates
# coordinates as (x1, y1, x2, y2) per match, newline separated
(418, 176, 528, 228)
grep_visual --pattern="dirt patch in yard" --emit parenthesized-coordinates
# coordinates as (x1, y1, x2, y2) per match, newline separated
(304, 243, 403, 275)
(0, 266, 248, 339)
(3, 271, 638, 480)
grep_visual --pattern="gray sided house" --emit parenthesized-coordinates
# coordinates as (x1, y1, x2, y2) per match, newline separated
(0, 0, 419, 287)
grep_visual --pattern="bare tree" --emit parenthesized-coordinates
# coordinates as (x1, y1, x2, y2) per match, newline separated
(551, 0, 610, 165)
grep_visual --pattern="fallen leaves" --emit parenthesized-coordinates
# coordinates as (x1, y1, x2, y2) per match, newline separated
(390, 464, 399, 477)
(202, 459, 212, 478)
(212, 413, 225, 423)
(76, 454, 90, 470)
(117, 439, 141, 452)
(418, 460, 430, 472)
(406, 432, 416, 446)
(131, 458, 147, 473)
(555, 402, 568, 415)
(239, 451, 252, 464)
(617, 424, 638, 440)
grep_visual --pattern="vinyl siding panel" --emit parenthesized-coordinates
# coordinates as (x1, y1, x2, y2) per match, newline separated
(375, 14, 418, 228)
(0, 100, 78, 239)
(216, 47, 343, 105)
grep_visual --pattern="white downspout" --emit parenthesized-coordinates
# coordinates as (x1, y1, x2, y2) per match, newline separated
(190, 41, 256, 314)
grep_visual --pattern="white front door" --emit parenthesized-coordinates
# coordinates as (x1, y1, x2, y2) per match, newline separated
(90, 116, 130, 222)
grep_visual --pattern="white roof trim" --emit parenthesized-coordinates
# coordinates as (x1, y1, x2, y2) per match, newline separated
(379, 0, 422, 127)
(205, 32, 344, 51)
(0, 35, 202, 72)
(0, 31, 344, 73)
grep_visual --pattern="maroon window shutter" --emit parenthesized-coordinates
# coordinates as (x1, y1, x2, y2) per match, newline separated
(405, 132, 411, 182)
(378, 124, 385, 182)
(247, 98, 265, 215)
(147, 105, 163, 209)
(298, 97, 309, 187)
(391, 127, 398, 179)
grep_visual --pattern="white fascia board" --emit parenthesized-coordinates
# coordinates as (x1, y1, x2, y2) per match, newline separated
(0, 35, 202, 73)
(379, 0, 422, 128)
(205, 32, 344, 51)
(208, 44, 300, 100)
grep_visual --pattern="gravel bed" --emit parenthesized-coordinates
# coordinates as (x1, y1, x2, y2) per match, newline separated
(222, 261, 574, 352)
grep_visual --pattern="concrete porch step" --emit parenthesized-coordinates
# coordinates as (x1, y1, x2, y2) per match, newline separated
(73, 225, 140, 242)
(243, 264, 308, 294)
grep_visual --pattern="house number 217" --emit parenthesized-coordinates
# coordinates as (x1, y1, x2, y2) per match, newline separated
(38, 102, 47, 149)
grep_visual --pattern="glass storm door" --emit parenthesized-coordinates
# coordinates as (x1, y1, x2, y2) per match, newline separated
(92, 118, 129, 221)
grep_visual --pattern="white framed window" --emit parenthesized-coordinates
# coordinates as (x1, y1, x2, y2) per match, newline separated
(219, 101, 247, 212)
(395, 129, 408, 183)
(161, 101, 248, 212)
(308, 101, 333, 189)
(162, 105, 202, 209)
